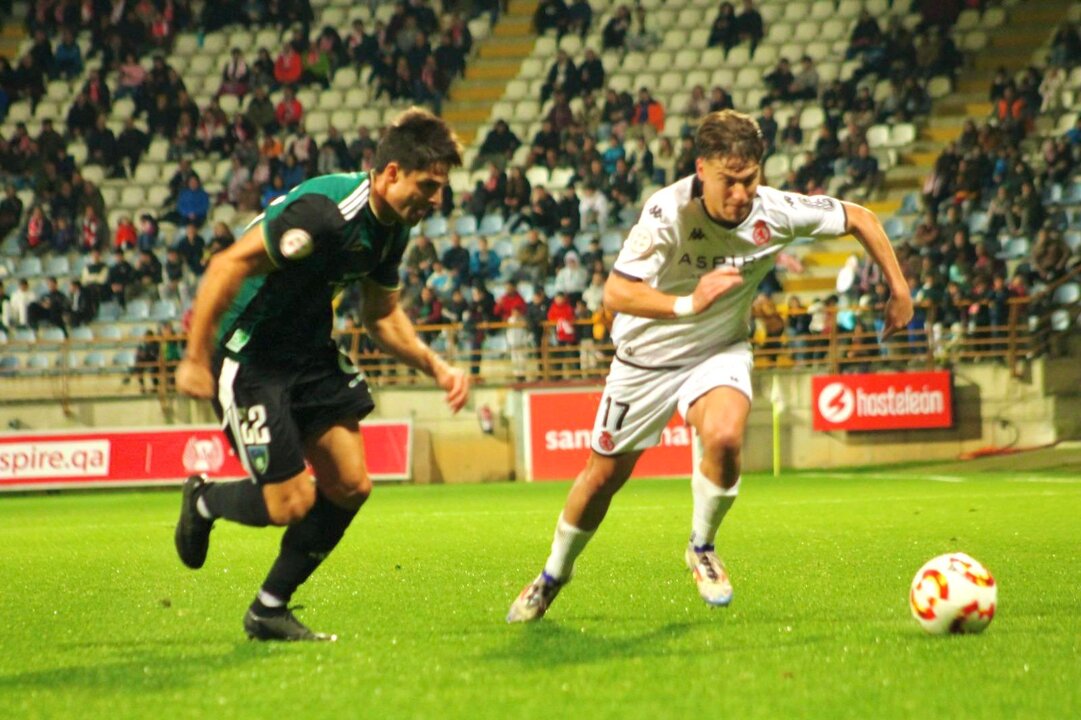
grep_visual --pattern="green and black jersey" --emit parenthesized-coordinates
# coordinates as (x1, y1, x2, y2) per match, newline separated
(217, 172, 409, 365)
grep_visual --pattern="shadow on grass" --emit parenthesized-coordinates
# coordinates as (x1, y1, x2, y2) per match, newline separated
(0, 640, 281, 693)
(485, 620, 699, 668)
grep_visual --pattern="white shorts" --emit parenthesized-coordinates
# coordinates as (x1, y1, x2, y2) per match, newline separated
(590, 343, 754, 456)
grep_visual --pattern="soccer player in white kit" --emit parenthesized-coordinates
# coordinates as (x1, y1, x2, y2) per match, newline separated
(507, 110, 914, 622)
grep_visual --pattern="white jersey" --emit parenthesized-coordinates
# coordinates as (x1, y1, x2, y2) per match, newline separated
(610, 176, 847, 367)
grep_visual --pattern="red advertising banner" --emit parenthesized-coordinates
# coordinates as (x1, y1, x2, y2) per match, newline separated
(811, 371, 953, 432)
(524, 389, 693, 482)
(0, 421, 412, 492)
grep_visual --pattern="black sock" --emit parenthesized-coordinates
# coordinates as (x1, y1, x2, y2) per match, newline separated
(201, 480, 271, 527)
(258, 491, 359, 605)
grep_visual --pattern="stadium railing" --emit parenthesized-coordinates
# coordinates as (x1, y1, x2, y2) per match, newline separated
(1, 266, 1078, 402)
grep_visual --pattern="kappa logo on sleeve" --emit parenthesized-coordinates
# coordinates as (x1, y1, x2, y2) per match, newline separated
(689, 228, 705, 240)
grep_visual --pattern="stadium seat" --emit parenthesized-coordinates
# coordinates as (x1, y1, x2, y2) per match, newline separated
(1053, 283, 1080, 305)
(43, 256, 70, 276)
(883, 217, 906, 239)
(889, 123, 917, 147)
(124, 299, 151, 321)
(764, 153, 790, 180)
(423, 215, 449, 238)
(525, 166, 550, 188)
(866, 125, 890, 149)
(111, 348, 138, 369)
(454, 215, 478, 236)
(13, 327, 35, 343)
(0, 355, 19, 374)
(69, 326, 94, 342)
(15, 256, 43, 278)
(600, 230, 625, 254)
(479, 214, 504, 235)
(38, 327, 66, 343)
(26, 352, 54, 372)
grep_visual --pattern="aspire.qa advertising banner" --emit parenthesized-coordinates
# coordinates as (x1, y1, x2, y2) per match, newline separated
(524, 390, 692, 482)
(0, 422, 412, 492)
(811, 371, 953, 432)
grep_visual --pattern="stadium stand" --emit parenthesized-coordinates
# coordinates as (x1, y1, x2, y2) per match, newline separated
(0, 0, 1078, 391)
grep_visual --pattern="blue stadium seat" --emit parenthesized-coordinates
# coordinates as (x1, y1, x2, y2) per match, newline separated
(82, 351, 108, 369)
(124, 299, 151, 321)
(151, 300, 178, 321)
(44, 256, 71, 276)
(883, 216, 906, 239)
(13, 328, 36, 343)
(112, 349, 138, 368)
(97, 301, 122, 322)
(0, 355, 19, 374)
(38, 327, 67, 343)
(479, 214, 504, 235)
(69, 326, 94, 342)
(95, 325, 124, 345)
(1053, 282, 1080, 305)
(454, 215, 478, 236)
(26, 353, 53, 372)
(15, 256, 42, 278)
(423, 215, 449, 238)
(600, 231, 625, 255)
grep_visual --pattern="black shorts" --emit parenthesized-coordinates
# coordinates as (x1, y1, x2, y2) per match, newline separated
(212, 345, 375, 484)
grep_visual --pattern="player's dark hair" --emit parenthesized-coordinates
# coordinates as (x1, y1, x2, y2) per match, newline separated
(695, 109, 766, 165)
(374, 107, 463, 173)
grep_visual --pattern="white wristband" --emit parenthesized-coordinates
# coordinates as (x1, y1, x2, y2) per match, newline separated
(673, 295, 695, 317)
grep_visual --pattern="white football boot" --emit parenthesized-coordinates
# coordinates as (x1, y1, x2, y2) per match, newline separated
(506, 572, 565, 623)
(685, 543, 734, 607)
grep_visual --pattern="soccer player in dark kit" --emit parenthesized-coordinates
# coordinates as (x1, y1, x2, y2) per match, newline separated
(174, 108, 470, 641)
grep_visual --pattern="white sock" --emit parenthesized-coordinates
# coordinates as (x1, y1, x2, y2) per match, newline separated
(690, 468, 740, 550)
(257, 589, 284, 608)
(542, 513, 595, 582)
(195, 495, 214, 520)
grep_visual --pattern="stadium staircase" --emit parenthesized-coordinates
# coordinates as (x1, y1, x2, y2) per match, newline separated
(444, 0, 539, 146)
(789, 0, 1068, 298)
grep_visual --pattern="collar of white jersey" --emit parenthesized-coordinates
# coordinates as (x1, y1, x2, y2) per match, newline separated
(690, 176, 758, 231)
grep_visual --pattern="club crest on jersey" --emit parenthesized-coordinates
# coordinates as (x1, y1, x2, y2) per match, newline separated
(280, 228, 313, 259)
(752, 220, 771, 246)
(627, 224, 653, 256)
(597, 430, 615, 453)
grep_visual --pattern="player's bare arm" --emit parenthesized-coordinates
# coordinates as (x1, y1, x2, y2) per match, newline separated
(359, 279, 469, 412)
(176, 227, 276, 398)
(603, 266, 744, 319)
(842, 201, 914, 339)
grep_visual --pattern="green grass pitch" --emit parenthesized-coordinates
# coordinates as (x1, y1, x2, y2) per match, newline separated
(1, 471, 1079, 720)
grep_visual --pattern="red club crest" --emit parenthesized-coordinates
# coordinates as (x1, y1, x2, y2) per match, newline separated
(597, 430, 615, 452)
(752, 220, 771, 246)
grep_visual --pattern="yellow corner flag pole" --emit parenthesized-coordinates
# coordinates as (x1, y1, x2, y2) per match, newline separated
(770, 375, 784, 478)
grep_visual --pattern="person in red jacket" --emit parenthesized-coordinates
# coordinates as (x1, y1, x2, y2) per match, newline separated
(274, 86, 304, 131)
(546, 291, 577, 379)
(493, 280, 527, 321)
(273, 42, 303, 87)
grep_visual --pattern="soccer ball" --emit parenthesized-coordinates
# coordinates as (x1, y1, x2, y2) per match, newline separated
(909, 552, 997, 635)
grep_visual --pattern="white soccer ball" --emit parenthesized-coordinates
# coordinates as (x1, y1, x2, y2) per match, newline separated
(909, 552, 997, 635)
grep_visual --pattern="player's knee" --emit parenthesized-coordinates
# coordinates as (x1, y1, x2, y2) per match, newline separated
(266, 476, 317, 525)
(699, 423, 744, 460)
(577, 455, 622, 496)
(332, 468, 372, 508)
